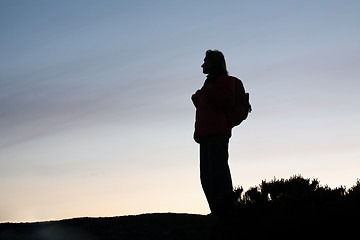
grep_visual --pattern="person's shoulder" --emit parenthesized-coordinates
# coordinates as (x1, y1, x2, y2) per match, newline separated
(227, 76, 244, 85)
(227, 75, 240, 81)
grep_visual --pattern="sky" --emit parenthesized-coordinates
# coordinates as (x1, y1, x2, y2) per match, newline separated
(0, 0, 359, 223)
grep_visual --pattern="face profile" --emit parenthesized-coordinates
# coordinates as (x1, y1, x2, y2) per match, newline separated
(201, 57, 212, 74)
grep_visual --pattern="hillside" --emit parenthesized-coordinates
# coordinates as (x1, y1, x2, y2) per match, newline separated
(1, 211, 357, 240)
(1, 176, 359, 239)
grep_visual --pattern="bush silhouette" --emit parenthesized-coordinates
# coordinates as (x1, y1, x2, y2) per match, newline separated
(233, 175, 360, 220)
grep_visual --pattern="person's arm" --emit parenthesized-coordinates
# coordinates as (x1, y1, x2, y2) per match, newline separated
(191, 89, 201, 107)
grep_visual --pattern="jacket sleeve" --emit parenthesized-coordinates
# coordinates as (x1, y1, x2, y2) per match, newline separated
(191, 90, 201, 108)
(203, 76, 235, 108)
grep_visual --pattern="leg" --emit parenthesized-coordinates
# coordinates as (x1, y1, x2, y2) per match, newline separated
(200, 140, 212, 211)
(206, 136, 233, 214)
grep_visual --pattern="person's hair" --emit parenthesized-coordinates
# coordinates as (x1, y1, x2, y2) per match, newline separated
(205, 50, 228, 75)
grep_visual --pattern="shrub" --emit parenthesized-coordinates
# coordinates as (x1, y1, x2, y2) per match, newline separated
(233, 175, 360, 219)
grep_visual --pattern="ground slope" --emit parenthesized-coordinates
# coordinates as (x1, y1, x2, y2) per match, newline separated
(0, 212, 356, 240)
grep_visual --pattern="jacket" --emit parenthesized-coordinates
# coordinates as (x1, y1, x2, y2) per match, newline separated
(192, 74, 236, 143)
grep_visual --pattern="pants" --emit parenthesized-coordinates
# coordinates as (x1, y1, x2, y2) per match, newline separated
(200, 136, 233, 214)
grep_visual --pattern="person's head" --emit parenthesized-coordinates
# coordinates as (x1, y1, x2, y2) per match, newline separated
(201, 50, 228, 75)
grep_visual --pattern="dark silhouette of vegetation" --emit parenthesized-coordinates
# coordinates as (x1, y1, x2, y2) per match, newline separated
(232, 175, 360, 221)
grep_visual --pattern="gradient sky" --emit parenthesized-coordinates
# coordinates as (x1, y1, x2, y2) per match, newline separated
(1, 0, 359, 222)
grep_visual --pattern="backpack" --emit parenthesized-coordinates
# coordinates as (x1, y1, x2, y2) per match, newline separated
(228, 76, 252, 127)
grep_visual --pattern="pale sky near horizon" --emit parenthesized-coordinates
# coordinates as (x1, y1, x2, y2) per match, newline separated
(1, 0, 359, 222)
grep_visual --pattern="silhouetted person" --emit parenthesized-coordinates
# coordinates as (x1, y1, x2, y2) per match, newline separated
(192, 50, 235, 216)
